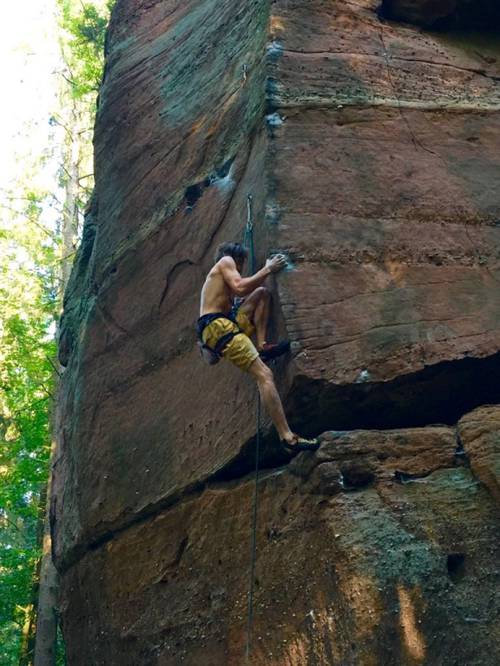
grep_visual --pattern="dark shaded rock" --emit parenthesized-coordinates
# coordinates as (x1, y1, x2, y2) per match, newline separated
(341, 464, 376, 488)
(447, 552, 466, 583)
(381, 0, 457, 27)
(382, 0, 500, 30)
(308, 461, 343, 495)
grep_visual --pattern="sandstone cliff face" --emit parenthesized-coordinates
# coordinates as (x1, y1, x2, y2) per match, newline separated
(53, 1, 500, 664)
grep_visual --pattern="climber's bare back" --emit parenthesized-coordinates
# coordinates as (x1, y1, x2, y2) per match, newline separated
(199, 259, 235, 316)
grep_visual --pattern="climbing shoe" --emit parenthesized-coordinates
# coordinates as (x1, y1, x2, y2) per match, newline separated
(259, 340, 290, 362)
(281, 435, 320, 453)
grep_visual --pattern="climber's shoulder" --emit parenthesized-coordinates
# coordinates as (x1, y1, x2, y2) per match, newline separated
(204, 257, 233, 284)
(212, 255, 237, 278)
(217, 255, 236, 269)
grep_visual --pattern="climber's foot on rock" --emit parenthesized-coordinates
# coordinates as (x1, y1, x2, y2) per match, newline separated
(281, 434, 320, 453)
(259, 340, 290, 362)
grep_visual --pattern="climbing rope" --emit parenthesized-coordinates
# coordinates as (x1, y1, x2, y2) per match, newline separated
(245, 396, 261, 661)
(243, 193, 261, 662)
(243, 194, 255, 273)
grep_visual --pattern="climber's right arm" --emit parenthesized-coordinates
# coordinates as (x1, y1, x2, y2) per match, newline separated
(219, 255, 286, 297)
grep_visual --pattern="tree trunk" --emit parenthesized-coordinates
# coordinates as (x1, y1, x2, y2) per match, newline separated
(18, 489, 45, 665)
(33, 453, 59, 666)
(18, 600, 37, 666)
(33, 94, 82, 666)
(60, 109, 81, 296)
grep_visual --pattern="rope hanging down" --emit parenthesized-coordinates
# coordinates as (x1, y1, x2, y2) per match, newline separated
(243, 193, 261, 662)
(244, 194, 256, 273)
(246, 394, 261, 662)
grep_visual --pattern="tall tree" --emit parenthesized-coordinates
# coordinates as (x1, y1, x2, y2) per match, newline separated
(0, 188, 60, 665)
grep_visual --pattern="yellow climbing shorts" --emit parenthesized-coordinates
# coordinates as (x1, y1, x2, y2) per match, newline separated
(201, 309, 259, 372)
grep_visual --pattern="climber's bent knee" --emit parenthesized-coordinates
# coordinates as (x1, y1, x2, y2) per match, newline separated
(247, 286, 270, 301)
(237, 287, 270, 317)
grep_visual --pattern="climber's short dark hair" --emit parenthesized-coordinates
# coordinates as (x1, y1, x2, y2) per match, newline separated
(215, 242, 248, 264)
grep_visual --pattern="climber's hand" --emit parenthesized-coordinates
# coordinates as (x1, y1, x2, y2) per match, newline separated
(266, 254, 287, 273)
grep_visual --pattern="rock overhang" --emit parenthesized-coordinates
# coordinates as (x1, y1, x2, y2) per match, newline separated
(380, 0, 500, 31)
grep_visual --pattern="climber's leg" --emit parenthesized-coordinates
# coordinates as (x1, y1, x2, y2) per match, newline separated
(237, 286, 270, 350)
(237, 288, 290, 361)
(247, 357, 319, 451)
(250, 289, 270, 350)
(247, 357, 293, 441)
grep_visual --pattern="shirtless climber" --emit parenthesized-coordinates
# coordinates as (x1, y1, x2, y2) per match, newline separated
(196, 242, 319, 453)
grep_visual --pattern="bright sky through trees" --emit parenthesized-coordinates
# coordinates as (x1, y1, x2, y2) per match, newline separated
(1, 0, 64, 345)
(0, 0, 61, 192)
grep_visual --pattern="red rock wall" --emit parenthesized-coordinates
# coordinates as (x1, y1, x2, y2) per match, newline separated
(53, 1, 500, 663)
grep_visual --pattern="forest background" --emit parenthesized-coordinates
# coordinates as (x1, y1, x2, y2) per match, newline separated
(0, 1, 113, 663)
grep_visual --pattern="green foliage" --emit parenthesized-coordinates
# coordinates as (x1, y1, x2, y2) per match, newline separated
(58, 0, 114, 99)
(0, 193, 59, 664)
(55, 620, 66, 665)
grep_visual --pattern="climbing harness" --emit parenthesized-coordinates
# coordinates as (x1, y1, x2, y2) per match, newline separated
(196, 312, 242, 365)
(243, 193, 261, 662)
(197, 332, 239, 365)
